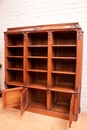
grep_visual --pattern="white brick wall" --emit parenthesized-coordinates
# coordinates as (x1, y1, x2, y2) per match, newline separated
(0, 0, 87, 112)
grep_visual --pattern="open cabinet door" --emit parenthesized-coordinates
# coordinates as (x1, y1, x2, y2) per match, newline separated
(20, 87, 28, 115)
(2, 87, 23, 109)
(69, 94, 74, 128)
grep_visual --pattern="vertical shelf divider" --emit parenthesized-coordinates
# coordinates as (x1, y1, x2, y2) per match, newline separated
(47, 31, 53, 110)
(23, 32, 27, 87)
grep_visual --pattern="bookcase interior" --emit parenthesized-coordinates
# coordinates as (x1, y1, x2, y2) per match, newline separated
(28, 88, 46, 109)
(7, 34, 24, 46)
(52, 31, 76, 45)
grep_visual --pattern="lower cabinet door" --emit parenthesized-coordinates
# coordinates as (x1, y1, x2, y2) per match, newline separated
(2, 87, 23, 109)
(69, 94, 74, 128)
(2, 87, 29, 115)
(20, 87, 28, 115)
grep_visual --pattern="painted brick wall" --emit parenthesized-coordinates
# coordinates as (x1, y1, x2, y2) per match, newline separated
(0, 0, 87, 112)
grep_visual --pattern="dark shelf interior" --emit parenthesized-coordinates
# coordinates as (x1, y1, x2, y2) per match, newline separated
(27, 58, 47, 70)
(27, 32, 48, 45)
(52, 73, 75, 88)
(6, 70, 23, 83)
(6, 58, 23, 69)
(6, 47, 23, 56)
(50, 91, 72, 114)
(27, 72, 47, 87)
(28, 88, 46, 109)
(27, 47, 47, 57)
(7, 34, 23, 46)
(52, 47, 76, 57)
(53, 31, 76, 45)
(52, 59, 76, 72)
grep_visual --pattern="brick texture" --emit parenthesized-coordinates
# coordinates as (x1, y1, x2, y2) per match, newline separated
(0, 0, 87, 112)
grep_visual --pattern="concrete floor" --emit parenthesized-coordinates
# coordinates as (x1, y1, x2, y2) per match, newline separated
(0, 98, 87, 130)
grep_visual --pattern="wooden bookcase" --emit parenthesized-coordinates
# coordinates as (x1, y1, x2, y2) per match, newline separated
(2, 23, 83, 128)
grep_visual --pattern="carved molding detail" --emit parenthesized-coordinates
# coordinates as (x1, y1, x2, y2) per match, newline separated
(48, 32, 51, 41)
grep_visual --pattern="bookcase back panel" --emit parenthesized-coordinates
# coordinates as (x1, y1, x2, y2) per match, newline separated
(28, 88, 46, 109)
(27, 32, 48, 45)
(52, 47, 76, 57)
(7, 34, 24, 46)
(50, 91, 72, 113)
(27, 47, 47, 56)
(52, 59, 76, 72)
(52, 74, 75, 88)
(7, 48, 23, 56)
(55, 92, 71, 103)
(53, 31, 76, 45)
(27, 59, 47, 70)
(7, 70, 23, 82)
(27, 72, 47, 85)
(7, 58, 23, 68)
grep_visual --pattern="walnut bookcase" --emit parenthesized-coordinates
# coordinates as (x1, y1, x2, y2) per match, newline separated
(2, 23, 83, 128)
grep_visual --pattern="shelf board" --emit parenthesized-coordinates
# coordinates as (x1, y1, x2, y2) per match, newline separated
(7, 45, 23, 48)
(52, 70, 75, 75)
(7, 68, 23, 71)
(27, 45, 48, 47)
(6, 81, 23, 86)
(27, 83, 47, 90)
(52, 44, 76, 47)
(50, 85, 75, 93)
(27, 56, 47, 59)
(6, 56, 23, 58)
(27, 69, 47, 73)
(52, 57, 76, 60)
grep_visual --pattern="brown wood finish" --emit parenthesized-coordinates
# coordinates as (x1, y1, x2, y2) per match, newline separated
(3, 23, 83, 128)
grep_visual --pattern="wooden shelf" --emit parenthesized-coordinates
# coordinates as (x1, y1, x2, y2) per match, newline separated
(27, 69, 47, 73)
(6, 56, 23, 58)
(27, 83, 47, 90)
(7, 46, 24, 48)
(27, 45, 48, 47)
(50, 86, 75, 93)
(7, 68, 23, 71)
(6, 80, 23, 86)
(52, 70, 75, 75)
(52, 45, 76, 47)
(52, 57, 76, 60)
(27, 56, 47, 59)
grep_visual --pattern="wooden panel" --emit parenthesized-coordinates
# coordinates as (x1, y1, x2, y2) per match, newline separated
(69, 94, 74, 128)
(2, 87, 23, 108)
(20, 88, 28, 115)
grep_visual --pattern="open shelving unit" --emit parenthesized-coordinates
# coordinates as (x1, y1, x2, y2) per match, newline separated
(3, 23, 83, 128)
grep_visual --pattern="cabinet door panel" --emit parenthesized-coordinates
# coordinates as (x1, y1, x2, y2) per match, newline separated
(69, 94, 74, 128)
(2, 87, 23, 108)
(20, 87, 28, 115)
